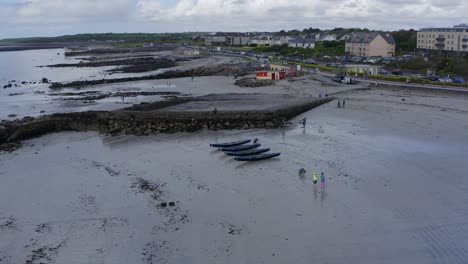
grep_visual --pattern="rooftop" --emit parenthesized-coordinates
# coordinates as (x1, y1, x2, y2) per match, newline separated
(420, 24, 468, 32)
(347, 32, 395, 44)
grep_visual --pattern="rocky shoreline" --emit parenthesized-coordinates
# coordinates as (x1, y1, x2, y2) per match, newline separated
(49, 65, 227, 89)
(235, 77, 274, 87)
(42, 57, 181, 74)
(0, 97, 333, 146)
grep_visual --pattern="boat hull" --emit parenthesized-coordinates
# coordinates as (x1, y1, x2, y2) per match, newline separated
(210, 139, 250, 148)
(221, 144, 261, 152)
(235, 153, 281, 161)
(226, 148, 270, 156)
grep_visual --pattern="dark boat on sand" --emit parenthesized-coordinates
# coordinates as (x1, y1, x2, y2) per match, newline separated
(225, 148, 270, 156)
(235, 153, 281, 161)
(221, 144, 261, 152)
(210, 139, 250, 148)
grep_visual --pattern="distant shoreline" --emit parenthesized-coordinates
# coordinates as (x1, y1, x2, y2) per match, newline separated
(0, 42, 96, 52)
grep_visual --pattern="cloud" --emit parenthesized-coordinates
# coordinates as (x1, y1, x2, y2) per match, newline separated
(16, 0, 134, 22)
(1, 0, 467, 38)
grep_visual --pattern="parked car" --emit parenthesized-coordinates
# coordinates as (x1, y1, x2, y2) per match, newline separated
(452, 77, 465, 84)
(438, 77, 452, 83)
(425, 76, 440, 82)
(392, 69, 403, 76)
(333, 73, 353, 84)
(411, 74, 424, 79)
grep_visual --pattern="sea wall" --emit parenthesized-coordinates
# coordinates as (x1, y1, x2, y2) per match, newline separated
(0, 98, 333, 144)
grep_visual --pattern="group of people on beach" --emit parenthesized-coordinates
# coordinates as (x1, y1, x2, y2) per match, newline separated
(337, 99, 346, 108)
(299, 169, 326, 190)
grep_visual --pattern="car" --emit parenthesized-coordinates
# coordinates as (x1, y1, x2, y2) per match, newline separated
(424, 75, 439, 81)
(411, 74, 424, 79)
(438, 77, 452, 83)
(392, 69, 403, 76)
(453, 77, 465, 84)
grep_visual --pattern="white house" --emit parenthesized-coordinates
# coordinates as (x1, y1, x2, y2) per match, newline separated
(250, 35, 274, 46)
(318, 34, 338, 42)
(279, 36, 295, 45)
(288, 37, 316, 49)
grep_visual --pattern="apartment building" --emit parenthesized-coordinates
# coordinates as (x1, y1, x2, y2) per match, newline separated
(417, 24, 468, 53)
(345, 33, 395, 57)
(204, 33, 227, 46)
(226, 33, 251, 46)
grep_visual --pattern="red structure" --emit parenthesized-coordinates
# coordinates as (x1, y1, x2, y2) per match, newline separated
(256, 71, 286, 80)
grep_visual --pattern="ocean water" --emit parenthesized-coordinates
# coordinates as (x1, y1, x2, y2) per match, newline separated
(0, 49, 168, 120)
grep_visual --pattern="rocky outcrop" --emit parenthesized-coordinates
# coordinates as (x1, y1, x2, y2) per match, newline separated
(43, 57, 180, 74)
(235, 77, 274, 87)
(49, 65, 226, 89)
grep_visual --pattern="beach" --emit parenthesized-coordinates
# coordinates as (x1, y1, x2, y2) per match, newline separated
(2, 84, 468, 263)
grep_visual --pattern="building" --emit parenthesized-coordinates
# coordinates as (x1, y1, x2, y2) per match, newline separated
(226, 33, 251, 46)
(175, 47, 200, 56)
(250, 35, 274, 46)
(318, 34, 338, 42)
(279, 36, 295, 45)
(256, 71, 286, 80)
(269, 64, 291, 71)
(287, 36, 316, 48)
(342, 64, 382, 75)
(417, 24, 468, 54)
(204, 33, 226, 46)
(345, 33, 395, 57)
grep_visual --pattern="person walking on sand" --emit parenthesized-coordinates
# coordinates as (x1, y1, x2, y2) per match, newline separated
(338, 100, 341, 108)
(342, 100, 346, 108)
(313, 172, 318, 185)
(301, 118, 307, 128)
(320, 172, 326, 190)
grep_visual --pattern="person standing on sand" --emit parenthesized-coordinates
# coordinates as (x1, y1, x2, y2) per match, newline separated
(338, 100, 341, 108)
(342, 100, 346, 108)
(320, 172, 326, 190)
(313, 172, 318, 185)
(301, 118, 307, 128)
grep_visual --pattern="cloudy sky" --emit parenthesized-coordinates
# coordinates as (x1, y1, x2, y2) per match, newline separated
(0, 0, 467, 38)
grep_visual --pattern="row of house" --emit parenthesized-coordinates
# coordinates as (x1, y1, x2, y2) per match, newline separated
(204, 32, 343, 48)
(205, 32, 396, 57)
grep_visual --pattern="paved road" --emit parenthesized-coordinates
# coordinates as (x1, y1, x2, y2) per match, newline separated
(302, 68, 468, 93)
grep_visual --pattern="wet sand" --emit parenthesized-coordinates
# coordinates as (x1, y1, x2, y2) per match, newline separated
(1, 88, 468, 263)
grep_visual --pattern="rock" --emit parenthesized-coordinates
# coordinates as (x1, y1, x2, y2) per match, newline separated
(160, 202, 167, 208)
(235, 77, 274, 87)
(42, 78, 49, 84)
(8, 114, 17, 118)
(169, 202, 175, 207)
(265, 121, 275, 127)
(40, 110, 45, 113)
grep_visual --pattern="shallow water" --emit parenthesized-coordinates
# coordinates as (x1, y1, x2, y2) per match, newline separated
(0, 50, 249, 120)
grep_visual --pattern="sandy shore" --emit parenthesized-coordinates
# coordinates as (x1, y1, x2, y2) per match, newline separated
(1, 87, 468, 263)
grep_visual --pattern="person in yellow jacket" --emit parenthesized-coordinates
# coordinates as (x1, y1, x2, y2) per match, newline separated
(313, 172, 318, 185)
